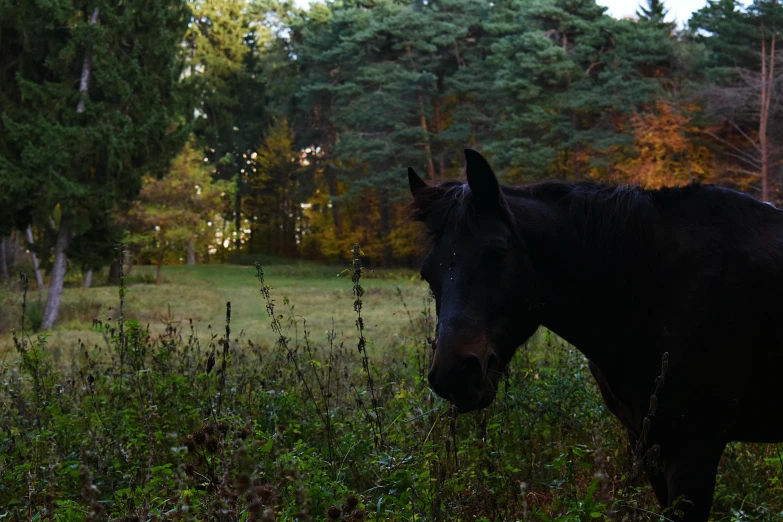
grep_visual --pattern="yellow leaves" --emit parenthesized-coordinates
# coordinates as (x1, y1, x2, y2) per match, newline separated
(612, 100, 717, 189)
(249, 118, 297, 192)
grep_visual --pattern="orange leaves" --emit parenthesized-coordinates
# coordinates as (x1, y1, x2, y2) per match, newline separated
(612, 100, 716, 189)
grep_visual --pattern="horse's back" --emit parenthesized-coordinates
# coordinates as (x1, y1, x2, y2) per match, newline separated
(653, 184, 783, 443)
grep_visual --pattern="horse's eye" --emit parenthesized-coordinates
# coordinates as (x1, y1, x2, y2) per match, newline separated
(485, 241, 509, 253)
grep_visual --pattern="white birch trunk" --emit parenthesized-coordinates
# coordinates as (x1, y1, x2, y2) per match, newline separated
(41, 217, 71, 329)
(26, 226, 45, 290)
(76, 8, 100, 114)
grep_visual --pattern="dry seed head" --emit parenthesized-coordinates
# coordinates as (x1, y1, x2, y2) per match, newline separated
(257, 485, 274, 502)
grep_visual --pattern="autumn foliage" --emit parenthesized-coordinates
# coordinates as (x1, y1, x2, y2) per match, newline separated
(611, 101, 718, 189)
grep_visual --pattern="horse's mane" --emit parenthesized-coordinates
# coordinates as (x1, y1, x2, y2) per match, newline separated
(513, 180, 660, 252)
(406, 179, 662, 255)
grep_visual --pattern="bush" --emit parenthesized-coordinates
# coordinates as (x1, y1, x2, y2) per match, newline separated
(0, 252, 780, 521)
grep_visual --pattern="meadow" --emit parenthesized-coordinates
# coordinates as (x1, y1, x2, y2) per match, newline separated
(0, 261, 425, 357)
(1, 257, 782, 521)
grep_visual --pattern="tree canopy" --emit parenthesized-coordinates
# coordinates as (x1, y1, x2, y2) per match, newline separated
(3, 0, 783, 327)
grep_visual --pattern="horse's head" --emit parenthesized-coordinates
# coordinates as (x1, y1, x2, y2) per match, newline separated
(408, 150, 541, 413)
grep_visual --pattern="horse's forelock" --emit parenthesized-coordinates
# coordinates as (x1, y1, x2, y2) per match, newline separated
(405, 182, 470, 226)
(403, 181, 479, 263)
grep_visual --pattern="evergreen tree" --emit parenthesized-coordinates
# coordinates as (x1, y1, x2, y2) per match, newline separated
(187, 0, 269, 252)
(292, 0, 490, 262)
(637, 0, 672, 30)
(126, 140, 232, 284)
(474, 0, 677, 182)
(0, 1, 191, 328)
(245, 119, 308, 256)
(68, 208, 125, 288)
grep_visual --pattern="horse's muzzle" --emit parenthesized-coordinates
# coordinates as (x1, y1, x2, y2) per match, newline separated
(428, 351, 501, 413)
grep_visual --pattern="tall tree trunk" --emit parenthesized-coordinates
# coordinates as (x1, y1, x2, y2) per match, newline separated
(26, 226, 44, 290)
(378, 191, 392, 267)
(8, 231, 18, 268)
(418, 91, 436, 181)
(108, 261, 121, 284)
(235, 178, 242, 251)
(0, 237, 8, 281)
(156, 254, 163, 286)
(77, 8, 100, 114)
(324, 164, 343, 237)
(759, 25, 775, 202)
(41, 6, 100, 327)
(283, 200, 291, 256)
(187, 237, 196, 265)
(41, 216, 72, 330)
(248, 225, 256, 254)
(278, 196, 284, 255)
(124, 250, 133, 276)
(433, 94, 446, 181)
(83, 269, 93, 289)
(323, 120, 343, 239)
(221, 219, 228, 263)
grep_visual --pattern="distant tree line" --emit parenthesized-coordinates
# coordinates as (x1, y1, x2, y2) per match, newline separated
(1, 0, 782, 327)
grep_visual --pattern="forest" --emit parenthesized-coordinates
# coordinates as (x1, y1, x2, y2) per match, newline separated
(2, 0, 783, 327)
(2, 1, 783, 520)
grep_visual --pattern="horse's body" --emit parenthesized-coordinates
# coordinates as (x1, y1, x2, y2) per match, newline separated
(407, 150, 783, 521)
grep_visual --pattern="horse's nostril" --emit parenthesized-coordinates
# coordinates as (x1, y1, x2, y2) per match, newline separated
(462, 354, 482, 372)
(460, 355, 484, 389)
(428, 353, 486, 402)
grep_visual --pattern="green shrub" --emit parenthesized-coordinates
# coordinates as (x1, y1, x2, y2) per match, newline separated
(0, 252, 780, 521)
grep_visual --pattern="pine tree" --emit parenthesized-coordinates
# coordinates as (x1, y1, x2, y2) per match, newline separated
(0, 1, 191, 328)
(245, 119, 307, 256)
(68, 209, 125, 288)
(187, 0, 268, 252)
(637, 0, 672, 30)
(292, 0, 491, 263)
(480, 0, 674, 182)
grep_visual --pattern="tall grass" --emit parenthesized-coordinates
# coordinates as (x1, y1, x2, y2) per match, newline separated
(1, 254, 781, 521)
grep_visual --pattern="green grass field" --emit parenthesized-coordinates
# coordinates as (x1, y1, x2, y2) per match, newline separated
(0, 261, 429, 358)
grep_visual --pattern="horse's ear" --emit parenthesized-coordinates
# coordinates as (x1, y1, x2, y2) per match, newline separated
(464, 149, 501, 207)
(408, 167, 428, 200)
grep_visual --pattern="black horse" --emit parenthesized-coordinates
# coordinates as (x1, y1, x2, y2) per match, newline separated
(406, 149, 783, 522)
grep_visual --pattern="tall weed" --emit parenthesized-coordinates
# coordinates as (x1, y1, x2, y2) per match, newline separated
(0, 257, 780, 521)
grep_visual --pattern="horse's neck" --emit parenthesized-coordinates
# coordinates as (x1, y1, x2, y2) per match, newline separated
(522, 193, 665, 362)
